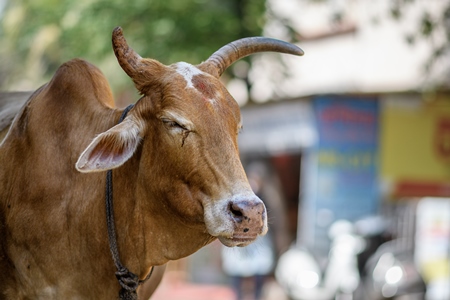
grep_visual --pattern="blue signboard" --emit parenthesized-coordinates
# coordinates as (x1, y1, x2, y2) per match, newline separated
(299, 95, 379, 253)
(314, 96, 379, 220)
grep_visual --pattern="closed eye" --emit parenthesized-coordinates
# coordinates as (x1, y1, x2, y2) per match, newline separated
(161, 117, 192, 147)
(162, 118, 187, 130)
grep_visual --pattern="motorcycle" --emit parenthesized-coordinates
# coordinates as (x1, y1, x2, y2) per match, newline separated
(276, 217, 427, 300)
(359, 238, 427, 300)
(276, 219, 365, 300)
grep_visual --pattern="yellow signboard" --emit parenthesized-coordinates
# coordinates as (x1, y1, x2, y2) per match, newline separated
(380, 93, 450, 197)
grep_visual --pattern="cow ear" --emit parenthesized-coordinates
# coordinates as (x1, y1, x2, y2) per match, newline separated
(76, 118, 143, 173)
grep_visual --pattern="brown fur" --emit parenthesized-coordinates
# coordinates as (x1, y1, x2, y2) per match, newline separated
(0, 57, 257, 299)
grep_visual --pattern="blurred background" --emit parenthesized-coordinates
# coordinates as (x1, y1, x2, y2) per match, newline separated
(1, 0, 450, 299)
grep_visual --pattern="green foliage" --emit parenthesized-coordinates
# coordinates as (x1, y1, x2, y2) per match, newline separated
(0, 0, 265, 93)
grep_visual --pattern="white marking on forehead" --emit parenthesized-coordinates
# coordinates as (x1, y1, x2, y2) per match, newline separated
(175, 62, 204, 89)
(174, 62, 219, 106)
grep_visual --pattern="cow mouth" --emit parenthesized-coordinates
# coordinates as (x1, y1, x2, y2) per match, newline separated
(218, 234, 258, 247)
(203, 194, 268, 247)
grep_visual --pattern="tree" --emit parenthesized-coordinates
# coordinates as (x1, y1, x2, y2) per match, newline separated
(0, 0, 265, 95)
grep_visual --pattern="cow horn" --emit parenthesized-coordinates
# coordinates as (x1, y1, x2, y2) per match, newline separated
(112, 27, 143, 78)
(199, 37, 304, 77)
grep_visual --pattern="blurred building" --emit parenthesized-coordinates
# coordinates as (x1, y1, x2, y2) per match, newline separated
(231, 1, 450, 299)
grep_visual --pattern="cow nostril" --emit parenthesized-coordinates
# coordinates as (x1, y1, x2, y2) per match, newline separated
(228, 199, 266, 226)
(229, 202, 243, 218)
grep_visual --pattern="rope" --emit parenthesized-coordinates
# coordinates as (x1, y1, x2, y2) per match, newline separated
(105, 104, 152, 300)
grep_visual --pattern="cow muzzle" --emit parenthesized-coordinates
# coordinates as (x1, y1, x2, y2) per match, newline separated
(205, 194, 267, 247)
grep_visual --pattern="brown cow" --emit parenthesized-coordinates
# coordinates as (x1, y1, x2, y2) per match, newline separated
(0, 27, 303, 299)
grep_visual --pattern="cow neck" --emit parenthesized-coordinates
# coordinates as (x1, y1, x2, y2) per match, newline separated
(105, 104, 153, 300)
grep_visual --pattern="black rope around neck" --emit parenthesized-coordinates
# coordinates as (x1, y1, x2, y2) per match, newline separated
(105, 104, 153, 300)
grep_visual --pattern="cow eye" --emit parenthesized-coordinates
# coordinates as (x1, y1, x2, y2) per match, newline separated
(162, 118, 186, 130)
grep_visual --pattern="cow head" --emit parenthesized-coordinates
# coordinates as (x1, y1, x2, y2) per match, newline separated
(76, 27, 303, 247)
